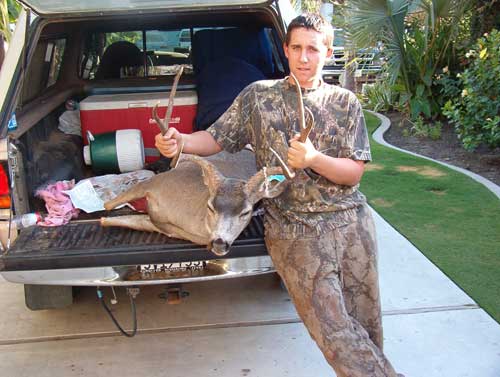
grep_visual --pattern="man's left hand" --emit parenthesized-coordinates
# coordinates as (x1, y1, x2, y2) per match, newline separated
(288, 134, 319, 170)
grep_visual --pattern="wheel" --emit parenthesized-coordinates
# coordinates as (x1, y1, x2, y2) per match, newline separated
(24, 284, 73, 310)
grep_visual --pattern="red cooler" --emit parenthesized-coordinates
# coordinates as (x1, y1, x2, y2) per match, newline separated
(79, 91, 197, 163)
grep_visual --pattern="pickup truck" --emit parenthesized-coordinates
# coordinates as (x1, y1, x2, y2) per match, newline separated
(0, 0, 297, 310)
(322, 28, 382, 90)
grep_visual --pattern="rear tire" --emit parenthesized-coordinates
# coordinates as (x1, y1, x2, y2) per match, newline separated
(24, 284, 73, 310)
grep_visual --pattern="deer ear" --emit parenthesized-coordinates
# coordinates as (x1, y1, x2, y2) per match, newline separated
(245, 167, 289, 203)
(180, 155, 222, 196)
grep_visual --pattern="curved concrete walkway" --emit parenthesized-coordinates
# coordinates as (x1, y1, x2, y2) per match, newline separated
(368, 110, 500, 200)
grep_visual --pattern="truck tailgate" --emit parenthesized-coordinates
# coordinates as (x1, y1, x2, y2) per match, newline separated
(0, 215, 266, 271)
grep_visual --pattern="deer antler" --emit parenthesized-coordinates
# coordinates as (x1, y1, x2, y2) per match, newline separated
(152, 66, 185, 168)
(269, 146, 294, 179)
(270, 73, 315, 180)
(290, 73, 314, 143)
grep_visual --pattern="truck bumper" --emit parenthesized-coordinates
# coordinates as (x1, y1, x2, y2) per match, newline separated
(0, 256, 275, 286)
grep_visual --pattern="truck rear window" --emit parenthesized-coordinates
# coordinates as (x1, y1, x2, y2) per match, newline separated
(81, 29, 198, 80)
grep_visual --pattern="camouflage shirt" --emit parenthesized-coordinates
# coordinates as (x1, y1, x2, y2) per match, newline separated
(207, 78, 371, 239)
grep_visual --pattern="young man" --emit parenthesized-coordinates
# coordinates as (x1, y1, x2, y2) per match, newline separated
(155, 13, 403, 377)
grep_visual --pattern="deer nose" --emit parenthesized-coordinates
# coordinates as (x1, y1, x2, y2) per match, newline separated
(209, 238, 230, 257)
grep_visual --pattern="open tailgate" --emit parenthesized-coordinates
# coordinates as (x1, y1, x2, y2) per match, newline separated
(0, 215, 266, 271)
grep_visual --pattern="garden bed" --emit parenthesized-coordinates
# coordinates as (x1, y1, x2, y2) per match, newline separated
(383, 112, 500, 186)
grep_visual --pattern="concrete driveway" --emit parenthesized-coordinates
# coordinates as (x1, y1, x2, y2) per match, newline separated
(0, 210, 498, 377)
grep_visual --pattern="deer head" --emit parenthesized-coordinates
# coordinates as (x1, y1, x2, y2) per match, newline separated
(180, 154, 288, 256)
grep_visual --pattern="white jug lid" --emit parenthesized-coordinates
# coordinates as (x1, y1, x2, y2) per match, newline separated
(83, 145, 92, 165)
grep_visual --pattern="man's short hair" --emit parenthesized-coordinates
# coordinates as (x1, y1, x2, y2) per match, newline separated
(285, 13, 334, 48)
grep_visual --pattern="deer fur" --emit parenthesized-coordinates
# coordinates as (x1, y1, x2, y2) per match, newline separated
(100, 150, 287, 256)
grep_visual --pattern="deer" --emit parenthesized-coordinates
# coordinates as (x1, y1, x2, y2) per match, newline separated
(100, 70, 313, 256)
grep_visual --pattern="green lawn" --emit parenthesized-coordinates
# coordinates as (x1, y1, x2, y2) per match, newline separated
(361, 111, 500, 322)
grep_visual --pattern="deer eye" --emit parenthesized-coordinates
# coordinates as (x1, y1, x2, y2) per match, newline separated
(240, 209, 252, 218)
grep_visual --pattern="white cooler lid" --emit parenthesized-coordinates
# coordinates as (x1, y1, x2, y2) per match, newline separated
(79, 91, 198, 111)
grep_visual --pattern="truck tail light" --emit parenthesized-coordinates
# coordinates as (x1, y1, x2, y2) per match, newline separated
(0, 164, 11, 209)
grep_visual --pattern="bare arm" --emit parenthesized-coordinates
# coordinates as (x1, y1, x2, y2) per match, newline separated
(155, 129, 222, 157)
(287, 136, 365, 186)
(308, 153, 365, 186)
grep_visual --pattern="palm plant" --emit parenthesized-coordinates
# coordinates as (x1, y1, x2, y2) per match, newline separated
(0, 0, 19, 42)
(291, 0, 325, 12)
(0, 0, 10, 44)
(0, 0, 20, 67)
(345, 0, 472, 119)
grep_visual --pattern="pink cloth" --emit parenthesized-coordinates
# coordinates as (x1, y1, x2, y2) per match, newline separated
(36, 180, 79, 226)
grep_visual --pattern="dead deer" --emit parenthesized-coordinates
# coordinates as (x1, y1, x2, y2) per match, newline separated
(100, 151, 288, 256)
(100, 71, 311, 256)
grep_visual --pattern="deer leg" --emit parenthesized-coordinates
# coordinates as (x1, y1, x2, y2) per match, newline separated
(101, 215, 163, 233)
(101, 215, 209, 245)
(157, 222, 209, 245)
(104, 181, 151, 210)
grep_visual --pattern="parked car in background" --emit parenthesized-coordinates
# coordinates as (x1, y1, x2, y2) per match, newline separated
(134, 29, 194, 53)
(179, 29, 192, 51)
(322, 28, 382, 90)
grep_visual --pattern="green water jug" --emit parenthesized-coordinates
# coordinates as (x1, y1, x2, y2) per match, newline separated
(83, 129, 145, 174)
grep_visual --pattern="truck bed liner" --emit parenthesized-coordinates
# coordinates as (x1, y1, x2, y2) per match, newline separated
(1, 216, 266, 271)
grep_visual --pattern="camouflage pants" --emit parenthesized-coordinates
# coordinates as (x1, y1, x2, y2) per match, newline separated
(265, 205, 398, 377)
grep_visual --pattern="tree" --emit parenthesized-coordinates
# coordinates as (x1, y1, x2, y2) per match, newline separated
(292, 0, 324, 12)
(470, 0, 500, 42)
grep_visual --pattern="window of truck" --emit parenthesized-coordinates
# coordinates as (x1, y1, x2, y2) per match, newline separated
(81, 29, 213, 79)
(21, 37, 67, 103)
(46, 39, 66, 88)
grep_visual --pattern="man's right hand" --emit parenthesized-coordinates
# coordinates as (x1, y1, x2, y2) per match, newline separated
(155, 128, 183, 158)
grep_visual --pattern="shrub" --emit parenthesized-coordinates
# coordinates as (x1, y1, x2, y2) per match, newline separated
(403, 116, 443, 140)
(435, 66, 462, 107)
(442, 30, 500, 150)
(360, 79, 411, 115)
(361, 80, 395, 112)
